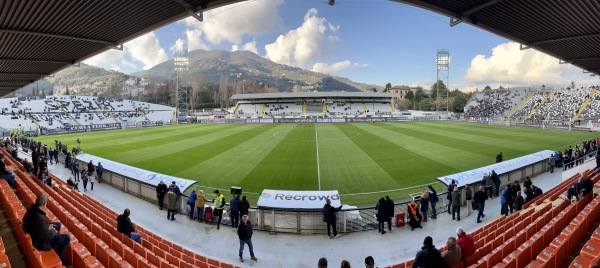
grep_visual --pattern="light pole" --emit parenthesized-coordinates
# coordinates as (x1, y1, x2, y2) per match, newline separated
(174, 49, 189, 122)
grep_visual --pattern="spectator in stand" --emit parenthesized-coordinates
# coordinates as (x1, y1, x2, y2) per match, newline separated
(0, 153, 15, 188)
(117, 208, 141, 243)
(213, 190, 226, 230)
(365, 256, 375, 268)
(166, 188, 177, 221)
(230, 195, 241, 229)
(531, 185, 543, 199)
(511, 181, 521, 199)
(523, 176, 533, 191)
(427, 185, 438, 219)
(579, 172, 593, 197)
(514, 191, 524, 211)
(567, 176, 583, 201)
(323, 198, 343, 238)
(66, 177, 79, 192)
(523, 184, 533, 203)
(87, 160, 95, 177)
(441, 237, 461, 267)
(195, 190, 208, 222)
(71, 162, 80, 182)
(412, 236, 445, 268)
(341, 260, 351, 268)
(237, 214, 257, 262)
(376, 197, 387, 234)
(318, 257, 328, 268)
(420, 191, 429, 222)
(451, 187, 461, 221)
(474, 186, 488, 223)
(385, 195, 394, 232)
(483, 172, 494, 199)
(88, 172, 95, 191)
(187, 188, 197, 220)
(81, 168, 88, 192)
(407, 199, 422, 231)
(456, 227, 475, 258)
(548, 154, 555, 173)
(22, 194, 71, 265)
(155, 180, 167, 210)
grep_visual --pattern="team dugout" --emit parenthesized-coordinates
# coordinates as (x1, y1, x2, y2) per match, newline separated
(230, 92, 397, 118)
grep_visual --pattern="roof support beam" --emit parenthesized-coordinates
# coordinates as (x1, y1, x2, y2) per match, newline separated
(531, 33, 600, 45)
(565, 56, 600, 62)
(0, 72, 48, 76)
(0, 58, 72, 64)
(0, 29, 122, 50)
(172, 0, 204, 22)
(450, 0, 504, 26)
(520, 44, 530, 50)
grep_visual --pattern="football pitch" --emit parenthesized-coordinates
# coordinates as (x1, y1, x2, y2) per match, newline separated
(35, 122, 598, 205)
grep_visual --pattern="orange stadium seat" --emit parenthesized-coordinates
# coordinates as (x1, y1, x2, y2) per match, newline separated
(568, 255, 596, 268)
(580, 239, 600, 263)
(0, 253, 11, 268)
(501, 252, 517, 268)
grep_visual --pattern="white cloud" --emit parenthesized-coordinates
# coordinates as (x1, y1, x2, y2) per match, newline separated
(410, 79, 432, 88)
(170, 38, 185, 53)
(264, 8, 340, 67)
(182, 0, 283, 46)
(464, 42, 581, 86)
(232, 39, 258, 54)
(312, 60, 367, 74)
(126, 32, 169, 70)
(110, 64, 121, 72)
(84, 49, 125, 69)
(186, 29, 210, 51)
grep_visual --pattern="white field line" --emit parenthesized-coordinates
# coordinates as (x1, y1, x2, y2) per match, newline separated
(315, 124, 322, 190)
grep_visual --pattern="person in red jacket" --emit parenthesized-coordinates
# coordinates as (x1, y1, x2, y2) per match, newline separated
(456, 227, 475, 258)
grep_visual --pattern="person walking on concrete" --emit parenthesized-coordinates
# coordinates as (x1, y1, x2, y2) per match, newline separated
(385, 196, 394, 232)
(195, 190, 208, 222)
(376, 197, 387, 234)
(451, 187, 461, 221)
(465, 184, 473, 216)
(187, 188, 197, 220)
(474, 186, 488, 223)
(323, 198, 343, 239)
(156, 180, 167, 210)
(237, 214, 257, 262)
(230, 195, 241, 229)
(427, 185, 439, 219)
(166, 188, 177, 221)
(420, 191, 429, 222)
(96, 162, 104, 183)
(491, 170, 501, 197)
(213, 190, 226, 230)
(548, 154, 555, 173)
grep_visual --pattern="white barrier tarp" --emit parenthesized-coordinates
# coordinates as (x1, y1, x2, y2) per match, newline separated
(436, 150, 554, 186)
(76, 154, 196, 192)
(257, 189, 341, 209)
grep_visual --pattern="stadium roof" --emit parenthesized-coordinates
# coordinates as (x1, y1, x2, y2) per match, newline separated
(230, 92, 397, 100)
(2, 0, 599, 97)
(0, 0, 242, 96)
(393, 0, 600, 78)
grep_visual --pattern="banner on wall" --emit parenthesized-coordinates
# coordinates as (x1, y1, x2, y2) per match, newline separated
(257, 189, 341, 209)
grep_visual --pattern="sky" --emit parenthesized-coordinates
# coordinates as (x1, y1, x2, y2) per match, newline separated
(84, 0, 596, 92)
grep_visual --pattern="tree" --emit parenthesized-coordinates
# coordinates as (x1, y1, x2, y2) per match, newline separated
(451, 93, 468, 113)
(384, 83, 392, 93)
(430, 80, 448, 99)
(66, 87, 70, 95)
(372, 87, 377, 92)
(483, 85, 492, 92)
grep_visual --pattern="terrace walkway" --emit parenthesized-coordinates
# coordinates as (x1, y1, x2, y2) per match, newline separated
(29, 151, 564, 268)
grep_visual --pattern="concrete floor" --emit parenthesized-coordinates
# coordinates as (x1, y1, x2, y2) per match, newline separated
(30, 151, 570, 268)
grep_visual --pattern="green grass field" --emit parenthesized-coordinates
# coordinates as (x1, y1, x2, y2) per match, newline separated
(34, 122, 598, 205)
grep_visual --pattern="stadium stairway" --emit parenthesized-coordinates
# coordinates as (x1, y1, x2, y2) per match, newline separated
(93, 100, 121, 124)
(0, 147, 240, 268)
(385, 169, 600, 268)
(523, 90, 554, 123)
(571, 88, 596, 123)
(132, 102, 150, 121)
(505, 93, 532, 119)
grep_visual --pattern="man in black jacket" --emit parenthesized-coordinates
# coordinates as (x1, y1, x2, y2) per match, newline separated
(155, 181, 168, 210)
(513, 191, 524, 211)
(237, 214, 257, 262)
(323, 198, 343, 239)
(412, 236, 446, 268)
(22, 194, 70, 263)
(474, 186, 488, 223)
(117, 209, 141, 243)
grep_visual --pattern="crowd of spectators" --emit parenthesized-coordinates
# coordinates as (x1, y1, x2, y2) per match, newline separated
(465, 88, 525, 119)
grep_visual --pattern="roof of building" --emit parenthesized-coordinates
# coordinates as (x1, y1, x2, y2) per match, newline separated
(230, 92, 396, 100)
(2, 0, 599, 97)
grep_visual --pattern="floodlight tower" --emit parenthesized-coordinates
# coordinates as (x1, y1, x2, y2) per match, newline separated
(436, 49, 450, 116)
(174, 49, 189, 121)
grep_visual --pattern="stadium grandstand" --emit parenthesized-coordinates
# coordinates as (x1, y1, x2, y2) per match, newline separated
(3, 0, 600, 267)
(0, 96, 174, 136)
(230, 92, 397, 118)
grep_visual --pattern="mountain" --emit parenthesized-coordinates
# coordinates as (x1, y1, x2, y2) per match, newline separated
(134, 49, 382, 92)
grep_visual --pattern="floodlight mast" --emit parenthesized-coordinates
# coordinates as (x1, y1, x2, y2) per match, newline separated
(174, 49, 189, 122)
(436, 49, 450, 118)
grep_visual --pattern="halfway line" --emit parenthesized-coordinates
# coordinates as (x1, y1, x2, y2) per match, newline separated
(315, 124, 321, 190)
